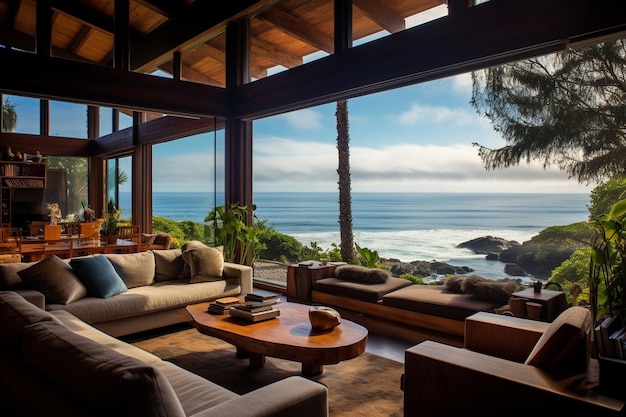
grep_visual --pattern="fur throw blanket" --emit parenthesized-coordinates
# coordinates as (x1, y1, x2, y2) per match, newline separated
(445, 274, 517, 304)
(334, 265, 389, 284)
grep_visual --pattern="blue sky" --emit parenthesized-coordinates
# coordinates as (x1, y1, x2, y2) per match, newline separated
(4, 5, 594, 196)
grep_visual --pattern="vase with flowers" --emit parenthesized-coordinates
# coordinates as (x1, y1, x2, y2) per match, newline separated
(101, 202, 122, 244)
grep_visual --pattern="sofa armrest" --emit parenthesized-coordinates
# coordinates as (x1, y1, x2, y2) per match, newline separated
(222, 262, 253, 298)
(404, 340, 624, 417)
(464, 312, 551, 362)
(188, 376, 328, 417)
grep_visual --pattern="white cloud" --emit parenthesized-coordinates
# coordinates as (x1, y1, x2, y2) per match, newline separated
(252, 137, 594, 194)
(280, 108, 324, 129)
(398, 102, 475, 126)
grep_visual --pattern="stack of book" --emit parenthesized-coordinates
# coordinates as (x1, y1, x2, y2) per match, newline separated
(230, 301, 280, 322)
(244, 290, 279, 304)
(595, 316, 626, 359)
(207, 296, 242, 315)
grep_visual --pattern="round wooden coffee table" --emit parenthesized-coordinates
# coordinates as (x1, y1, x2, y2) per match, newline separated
(186, 301, 368, 376)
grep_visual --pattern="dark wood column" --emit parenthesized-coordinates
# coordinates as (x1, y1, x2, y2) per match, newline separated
(131, 111, 151, 233)
(224, 20, 253, 210)
(87, 106, 104, 218)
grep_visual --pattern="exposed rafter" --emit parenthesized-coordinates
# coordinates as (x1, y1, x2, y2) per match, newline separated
(258, 7, 335, 54)
(354, 0, 406, 33)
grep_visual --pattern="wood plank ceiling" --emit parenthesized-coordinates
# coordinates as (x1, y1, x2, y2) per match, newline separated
(0, 0, 444, 89)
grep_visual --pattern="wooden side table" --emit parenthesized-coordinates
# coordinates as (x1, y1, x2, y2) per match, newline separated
(286, 261, 344, 303)
(511, 288, 568, 322)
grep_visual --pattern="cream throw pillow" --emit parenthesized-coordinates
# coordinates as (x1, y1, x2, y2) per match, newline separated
(183, 246, 224, 283)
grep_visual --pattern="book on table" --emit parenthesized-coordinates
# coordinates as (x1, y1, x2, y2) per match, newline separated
(245, 290, 279, 303)
(233, 302, 274, 313)
(215, 296, 241, 306)
(229, 307, 280, 322)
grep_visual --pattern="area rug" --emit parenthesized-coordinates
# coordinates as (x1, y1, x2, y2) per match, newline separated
(127, 324, 404, 417)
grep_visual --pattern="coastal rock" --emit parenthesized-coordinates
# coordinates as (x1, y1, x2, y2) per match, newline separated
(457, 236, 520, 254)
(485, 252, 499, 261)
(499, 241, 575, 278)
(504, 263, 526, 276)
(381, 259, 473, 278)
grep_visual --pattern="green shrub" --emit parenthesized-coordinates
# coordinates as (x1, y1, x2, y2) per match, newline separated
(257, 228, 302, 262)
(400, 273, 425, 285)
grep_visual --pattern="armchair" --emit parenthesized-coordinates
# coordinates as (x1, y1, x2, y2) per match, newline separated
(403, 308, 625, 417)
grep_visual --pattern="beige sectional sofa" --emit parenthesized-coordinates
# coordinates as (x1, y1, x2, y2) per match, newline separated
(0, 246, 253, 337)
(0, 291, 329, 417)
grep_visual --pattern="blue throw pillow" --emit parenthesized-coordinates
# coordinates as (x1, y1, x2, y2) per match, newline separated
(70, 255, 128, 299)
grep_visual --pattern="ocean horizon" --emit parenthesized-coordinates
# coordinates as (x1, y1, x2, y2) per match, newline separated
(121, 191, 590, 280)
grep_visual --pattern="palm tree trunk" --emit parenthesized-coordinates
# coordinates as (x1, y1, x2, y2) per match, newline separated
(336, 99, 355, 263)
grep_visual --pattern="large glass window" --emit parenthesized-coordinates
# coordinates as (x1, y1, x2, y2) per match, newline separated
(1, 94, 39, 134)
(50, 101, 88, 138)
(151, 129, 225, 247)
(108, 155, 132, 221)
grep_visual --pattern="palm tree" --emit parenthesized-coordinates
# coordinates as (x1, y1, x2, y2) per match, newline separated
(336, 99, 355, 263)
(2, 97, 18, 132)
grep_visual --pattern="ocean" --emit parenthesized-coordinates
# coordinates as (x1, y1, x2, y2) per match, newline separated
(121, 192, 590, 280)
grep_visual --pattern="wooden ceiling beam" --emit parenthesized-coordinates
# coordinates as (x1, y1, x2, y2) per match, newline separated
(258, 7, 335, 54)
(235, 0, 626, 120)
(132, 0, 185, 18)
(251, 36, 302, 68)
(0, 48, 230, 118)
(131, 0, 285, 72)
(92, 115, 224, 156)
(354, 0, 405, 33)
(69, 24, 92, 55)
(158, 62, 223, 88)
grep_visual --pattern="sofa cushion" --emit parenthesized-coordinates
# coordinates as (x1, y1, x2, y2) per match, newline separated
(314, 276, 411, 303)
(0, 261, 35, 290)
(105, 252, 155, 288)
(153, 249, 184, 282)
(178, 241, 209, 280)
(444, 275, 477, 293)
(184, 246, 224, 283)
(21, 321, 186, 417)
(382, 285, 505, 321)
(18, 255, 88, 304)
(70, 255, 128, 298)
(0, 291, 62, 353)
(524, 306, 592, 377)
(335, 265, 389, 284)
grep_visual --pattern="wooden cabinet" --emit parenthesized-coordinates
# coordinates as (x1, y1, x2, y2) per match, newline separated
(286, 261, 344, 303)
(0, 161, 47, 227)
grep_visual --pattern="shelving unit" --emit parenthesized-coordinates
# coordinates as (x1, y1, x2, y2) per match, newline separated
(0, 160, 47, 228)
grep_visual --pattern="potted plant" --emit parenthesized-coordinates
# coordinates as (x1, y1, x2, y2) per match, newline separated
(101, 202, 122, 244)
(205, 203, 262, 266)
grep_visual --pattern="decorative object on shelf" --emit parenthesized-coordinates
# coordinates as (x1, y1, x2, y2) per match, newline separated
(35, 151, 43, 163)
(309, 305, 341, 331)
(46, 203, 62, 226)
(81, 201, 96, 221)
(4, 146, 15, 161)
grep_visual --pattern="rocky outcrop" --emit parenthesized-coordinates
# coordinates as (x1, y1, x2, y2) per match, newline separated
(499, 242, 575, 279)
(457, 236, 520, 254)
(381, 259, 473, 279)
